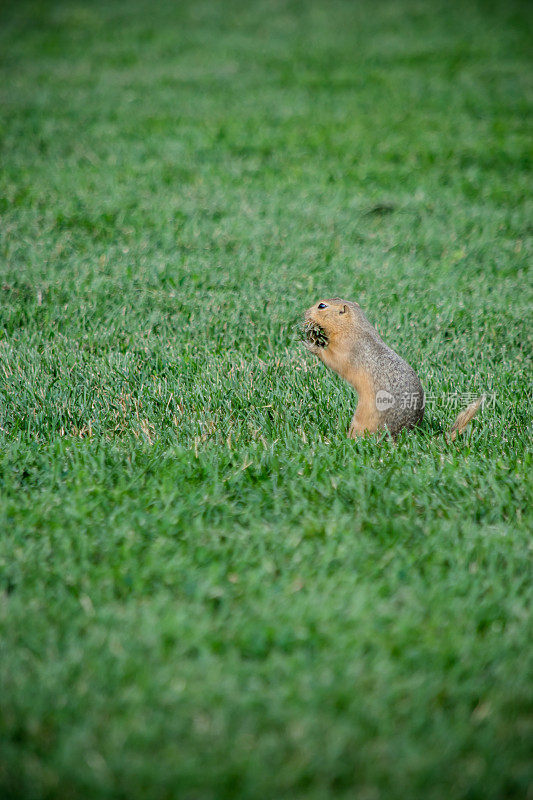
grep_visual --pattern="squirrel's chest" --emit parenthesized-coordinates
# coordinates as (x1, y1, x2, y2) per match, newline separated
(320, 348, 375, 397)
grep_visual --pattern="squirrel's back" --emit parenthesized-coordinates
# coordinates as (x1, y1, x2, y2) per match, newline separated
(367, 339, 424, 435)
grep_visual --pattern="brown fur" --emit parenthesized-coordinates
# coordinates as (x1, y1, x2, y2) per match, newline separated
(448, 396, 484, 441)
(303, 298, 482, 439)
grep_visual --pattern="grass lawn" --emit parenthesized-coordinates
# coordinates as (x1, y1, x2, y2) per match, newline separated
(0, 0, 532, 797)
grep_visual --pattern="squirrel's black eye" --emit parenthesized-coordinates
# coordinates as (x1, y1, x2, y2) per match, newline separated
(318, 302, 327, 309)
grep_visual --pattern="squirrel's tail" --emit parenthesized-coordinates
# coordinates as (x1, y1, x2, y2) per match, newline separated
(447, 396, 485, 441)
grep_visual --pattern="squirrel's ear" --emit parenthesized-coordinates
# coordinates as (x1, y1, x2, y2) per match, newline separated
(339, 304, 348, 314)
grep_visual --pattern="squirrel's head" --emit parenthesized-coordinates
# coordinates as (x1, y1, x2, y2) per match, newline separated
(303, 298, 363, 352)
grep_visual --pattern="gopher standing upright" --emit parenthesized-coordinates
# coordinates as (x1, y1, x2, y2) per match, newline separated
(303, 298, 482, 439)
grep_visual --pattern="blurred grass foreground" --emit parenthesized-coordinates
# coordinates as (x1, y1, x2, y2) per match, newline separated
(0, 1, 532, 799)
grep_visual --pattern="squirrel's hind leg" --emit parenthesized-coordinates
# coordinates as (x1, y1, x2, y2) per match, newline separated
(348, 408, 381, 438)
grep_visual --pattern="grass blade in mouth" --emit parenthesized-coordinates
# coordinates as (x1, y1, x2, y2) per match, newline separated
(303, 321, 329, 348)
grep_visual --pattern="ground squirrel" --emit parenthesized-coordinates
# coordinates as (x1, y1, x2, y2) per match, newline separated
(303, 297, 483, 439)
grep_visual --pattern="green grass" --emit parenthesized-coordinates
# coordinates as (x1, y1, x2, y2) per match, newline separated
(0, 0, 532, 798)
